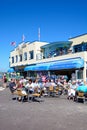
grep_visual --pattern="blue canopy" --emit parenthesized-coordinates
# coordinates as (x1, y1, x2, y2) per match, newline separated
(49, 58, 84, 70)
(7, 68, 15, 73)
(24, 63, 51, 71)
(24, 65, 36, 71)
(33, 63, 51, 71)
(24, 57, 84, 71)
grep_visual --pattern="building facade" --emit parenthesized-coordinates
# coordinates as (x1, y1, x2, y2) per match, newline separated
(9, 34, 87, 82)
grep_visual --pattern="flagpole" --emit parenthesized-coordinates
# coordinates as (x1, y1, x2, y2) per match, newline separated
(22, 34, 25, 42)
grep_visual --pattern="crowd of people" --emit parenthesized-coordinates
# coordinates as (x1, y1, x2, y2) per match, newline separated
(1, 72, 87, 102)
(7, 75, 87, 102)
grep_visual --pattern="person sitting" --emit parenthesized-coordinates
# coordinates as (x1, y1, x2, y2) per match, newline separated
(63, 79, 68, 95)
(25, 79, 34, 94)
(45, 79, 52, 92)
(67, 86, 76, 100)
(57, 78, 64, 95)
(33, 79, 40, 93)
(9, 78, 19, 100)
(67, 80, 77, 100)
(9, 78, 17, 93)
(76, 82, 87, 96)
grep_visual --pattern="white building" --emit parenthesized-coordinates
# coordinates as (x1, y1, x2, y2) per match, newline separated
(9, 34, 87, 82)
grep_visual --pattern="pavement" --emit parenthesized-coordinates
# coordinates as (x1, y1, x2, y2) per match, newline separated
(0, 86, 5, 91)
(0, 87, 87, 130)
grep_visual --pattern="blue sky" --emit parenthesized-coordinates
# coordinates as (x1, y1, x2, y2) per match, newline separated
(0, 0, 87, 72)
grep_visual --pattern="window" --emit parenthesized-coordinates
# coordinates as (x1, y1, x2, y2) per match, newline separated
(74, 45, 82, 52)
(77, 69, 83, 79)
(85, 43, 87, 51)
(36, 53, 42, 60)
(19, 54, 22, 62)
(12, 57, 14, 63)
(24, 52, 27, 61)
(74, 43, 87, 52)
(16, 55, 18, 62)
(29, 50, 34, 59)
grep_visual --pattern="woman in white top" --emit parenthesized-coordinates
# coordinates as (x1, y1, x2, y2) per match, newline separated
(25, 79, 34, 94)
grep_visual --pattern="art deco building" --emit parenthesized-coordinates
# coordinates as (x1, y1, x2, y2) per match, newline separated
(9, 34, 87, 82)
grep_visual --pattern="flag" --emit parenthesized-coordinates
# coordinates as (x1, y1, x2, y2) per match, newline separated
(22, 34, 25, 41)
(10, 41, 16, 46)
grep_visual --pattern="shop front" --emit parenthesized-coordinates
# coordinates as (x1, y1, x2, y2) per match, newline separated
(24, 57, 84, 81)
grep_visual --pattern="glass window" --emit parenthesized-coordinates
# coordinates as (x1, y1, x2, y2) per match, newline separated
(19, 54, 22, 62)
(12, 57, 14, 63)
(73, 43, 87, 52)
(16, 55, 18, 62)
(24, 52, 27, 61)
(77, 70, 83, 79)
(85, 44, 87, 51)
(29, 50, 34, 59)
(36, 53, 42, 60)
(74, 45, 82, 52)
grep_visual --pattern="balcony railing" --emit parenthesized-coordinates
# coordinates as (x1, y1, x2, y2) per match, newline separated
(36, 48, 72, 60)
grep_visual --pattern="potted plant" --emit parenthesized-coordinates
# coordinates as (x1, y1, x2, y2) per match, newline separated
(56, 48, 59, 52)
(63, 45, 68, 49)
(63, 46, 68, 54)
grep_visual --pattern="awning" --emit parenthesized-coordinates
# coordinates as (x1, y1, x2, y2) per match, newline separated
(24, 63, 51, 71)
(7, 68, 15, 73)
(33, 63, 51, 71)
(49, 58, 84, 70)
(24, 58, 84, 71)
(24, 65, 36, 71)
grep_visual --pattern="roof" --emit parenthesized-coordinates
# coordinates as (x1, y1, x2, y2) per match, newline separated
(69, 33, 87, 40)
(41, 41, 72, 49)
